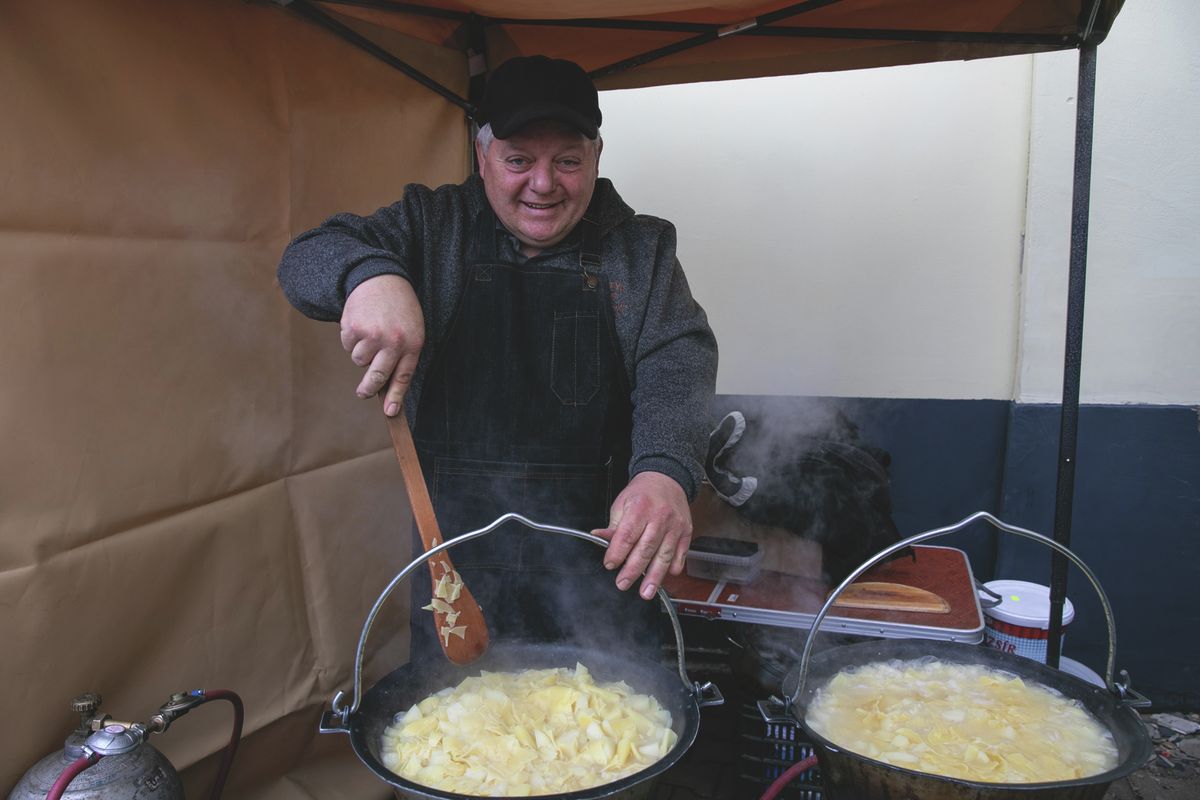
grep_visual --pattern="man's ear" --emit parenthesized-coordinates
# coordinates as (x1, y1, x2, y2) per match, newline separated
(474, 137, 486, 178)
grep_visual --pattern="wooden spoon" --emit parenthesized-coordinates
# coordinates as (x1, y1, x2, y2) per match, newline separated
(384, 403, 489, 664)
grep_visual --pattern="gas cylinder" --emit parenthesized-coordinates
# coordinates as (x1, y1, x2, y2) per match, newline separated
(7, 694, 184, 800)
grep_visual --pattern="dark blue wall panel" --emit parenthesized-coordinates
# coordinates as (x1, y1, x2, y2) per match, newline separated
(995, 404, 1200, 710)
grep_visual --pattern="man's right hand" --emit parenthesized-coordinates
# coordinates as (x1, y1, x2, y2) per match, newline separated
(339, 274, 425, 417)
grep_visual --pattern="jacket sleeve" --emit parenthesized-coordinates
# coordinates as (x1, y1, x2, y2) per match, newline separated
(627, 223, 719, 501)
(276, 190, 429, 322)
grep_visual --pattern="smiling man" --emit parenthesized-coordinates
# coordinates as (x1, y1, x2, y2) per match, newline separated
(278, 56, 717, 656)
(475, 119, 599, 256)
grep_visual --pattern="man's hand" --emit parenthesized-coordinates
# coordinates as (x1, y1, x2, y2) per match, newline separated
(594, 471, 692, 600)
(338, 275, 425, 416)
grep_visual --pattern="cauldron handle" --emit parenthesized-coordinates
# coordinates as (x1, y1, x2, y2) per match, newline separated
(789, 510, 1141, 710)
(330, 512, 715, 725)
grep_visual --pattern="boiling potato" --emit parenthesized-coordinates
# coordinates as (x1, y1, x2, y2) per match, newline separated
(807, 659, 1119, 783)
(380, 663, 677, 796)
(422, 564, 467, 647)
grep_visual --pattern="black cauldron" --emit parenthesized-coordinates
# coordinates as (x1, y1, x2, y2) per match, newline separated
(780, 511, 1154, 800)
(789, 637, 1152, 799)
(319, 513, 723, 800)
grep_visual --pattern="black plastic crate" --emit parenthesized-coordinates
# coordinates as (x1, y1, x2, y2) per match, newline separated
(736, 703, 823, 799)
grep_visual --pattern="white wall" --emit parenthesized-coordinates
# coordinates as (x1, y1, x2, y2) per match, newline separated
(1019, 0, 1200, 405)
(599, 0, 1200, 406)
(600, 57, 1032, 400)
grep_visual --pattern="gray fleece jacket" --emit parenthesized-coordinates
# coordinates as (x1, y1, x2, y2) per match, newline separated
(277, 174, 718, 499)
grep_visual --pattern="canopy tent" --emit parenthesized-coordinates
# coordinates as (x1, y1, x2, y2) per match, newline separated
(288, 0, 1123, 92)
(1, 1, 1130, 798)
(281, 0, 1117, 679)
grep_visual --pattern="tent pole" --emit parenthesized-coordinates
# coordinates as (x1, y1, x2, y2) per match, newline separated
(466, 13, 487, 175)
(589, 0, 843, 80)
(312, 0, 468, 21)
(285, 0, 475, 116)
(488, 17, 1066, 47)
(742, 27, 1068, 45)
(1046, 40, 1097, 669)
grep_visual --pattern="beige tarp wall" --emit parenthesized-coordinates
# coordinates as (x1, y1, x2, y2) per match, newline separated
(1, 1, 469, 796)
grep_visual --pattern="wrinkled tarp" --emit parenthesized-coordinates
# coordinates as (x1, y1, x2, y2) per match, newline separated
(1, 1, 464, 796)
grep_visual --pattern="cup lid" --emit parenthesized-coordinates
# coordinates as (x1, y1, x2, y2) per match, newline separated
(982, 579, 1075, 628)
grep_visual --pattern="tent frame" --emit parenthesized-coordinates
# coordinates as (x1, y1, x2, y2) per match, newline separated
(279, 0, 1109, 670)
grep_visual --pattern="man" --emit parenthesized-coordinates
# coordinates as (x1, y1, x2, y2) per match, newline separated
(278, 55, 717, 651)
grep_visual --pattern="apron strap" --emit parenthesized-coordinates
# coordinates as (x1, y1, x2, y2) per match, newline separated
(579, 188, 603, 270)
(578, 220, 601, 271)
(468, 207, 499, 266)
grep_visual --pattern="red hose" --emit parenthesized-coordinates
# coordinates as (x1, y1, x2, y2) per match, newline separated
(46, 752, 102, 800)
(195, 689, 244, 800)
(758, 754, 819, 800)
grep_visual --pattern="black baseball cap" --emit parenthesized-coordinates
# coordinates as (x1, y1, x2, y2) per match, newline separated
(477, 55, 602, 139)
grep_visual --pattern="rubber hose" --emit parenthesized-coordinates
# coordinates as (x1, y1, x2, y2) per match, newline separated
(194, 690, 244, 800)
(46, 752, 102, 800)
(758, 754, 819, 800)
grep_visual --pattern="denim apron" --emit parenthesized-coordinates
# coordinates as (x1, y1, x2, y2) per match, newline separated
(407, 201, 661, 661)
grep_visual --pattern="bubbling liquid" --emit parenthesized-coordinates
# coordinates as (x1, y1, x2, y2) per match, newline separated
(806, 659, 1119, 783)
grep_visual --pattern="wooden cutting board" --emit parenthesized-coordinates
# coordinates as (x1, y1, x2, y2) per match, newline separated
(832, 581, 951, 613)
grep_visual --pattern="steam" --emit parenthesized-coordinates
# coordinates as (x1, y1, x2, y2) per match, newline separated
(429, 515, 669, 683)
(714, 397, 850, 493)
(712, 396, 872, 551)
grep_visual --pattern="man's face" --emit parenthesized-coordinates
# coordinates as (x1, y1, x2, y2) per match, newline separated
(476, 121, 601, 257)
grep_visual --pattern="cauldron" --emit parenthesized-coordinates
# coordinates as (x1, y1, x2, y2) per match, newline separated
(779, 511, 1153, 800)
(319, 513, 723, 799)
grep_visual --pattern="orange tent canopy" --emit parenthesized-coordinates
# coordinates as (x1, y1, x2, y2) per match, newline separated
(295, 0, 1124, 99)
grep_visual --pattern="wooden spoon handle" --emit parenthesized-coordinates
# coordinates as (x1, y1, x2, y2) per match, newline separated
(385, 406, 441, 550)
(384, 404, 489, 664)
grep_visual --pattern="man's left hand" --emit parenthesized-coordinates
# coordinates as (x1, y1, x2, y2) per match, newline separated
(594, 471, 692, 600)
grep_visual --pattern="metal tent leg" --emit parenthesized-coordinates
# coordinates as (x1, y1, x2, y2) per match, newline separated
(1047, 40, 1097, 669)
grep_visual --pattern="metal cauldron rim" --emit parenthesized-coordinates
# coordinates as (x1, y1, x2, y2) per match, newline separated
(344, 641, 709, 799)
(790, 637, 1153, 793)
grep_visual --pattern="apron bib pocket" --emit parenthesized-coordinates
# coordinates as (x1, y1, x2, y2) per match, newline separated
(551, 310, 601, 406)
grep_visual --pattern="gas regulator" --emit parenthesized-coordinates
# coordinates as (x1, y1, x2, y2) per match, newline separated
(8, 690, 243, 800)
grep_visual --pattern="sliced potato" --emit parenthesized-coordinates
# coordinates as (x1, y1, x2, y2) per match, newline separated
(380, 663, 675, 795)
(807, 660, 1118, 783)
